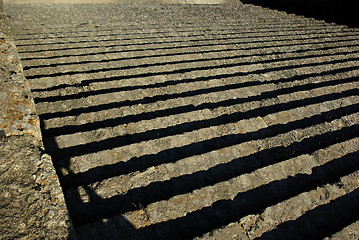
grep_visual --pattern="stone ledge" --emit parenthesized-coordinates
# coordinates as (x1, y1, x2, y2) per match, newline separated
(0, 135, 75, 240)
(0, 1, 41, 144)
(0, 1, 75, 239)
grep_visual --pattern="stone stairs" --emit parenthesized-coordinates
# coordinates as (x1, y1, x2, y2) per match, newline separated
(5, 2, 359, 239)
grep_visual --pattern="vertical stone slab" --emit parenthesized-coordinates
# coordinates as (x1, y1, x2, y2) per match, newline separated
(0, 1, 76, 239)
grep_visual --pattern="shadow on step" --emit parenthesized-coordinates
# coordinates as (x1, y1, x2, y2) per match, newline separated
(241, 0, 359, 28)
(257, 188, 359, 239)
(42, 120, 359, 239)
(138, 151, 359, 239)
(41, 122, 157, 240)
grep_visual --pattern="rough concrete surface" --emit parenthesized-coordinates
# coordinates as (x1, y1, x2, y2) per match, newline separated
(0, 135, 74, 240)
(0, 4, 41, 143)
(0, 1, 75, 239)
(3, 0, 359, 239)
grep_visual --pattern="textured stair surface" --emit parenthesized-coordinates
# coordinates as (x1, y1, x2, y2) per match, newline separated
(5, 2, 359, 239)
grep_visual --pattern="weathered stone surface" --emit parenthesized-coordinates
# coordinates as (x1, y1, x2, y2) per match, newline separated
(0, 4, 41, 144)
(4, 1, 359, 239)
(0, 135, 74, 240)
(0, 1, 75, 239)
(3, 0, 231, 4)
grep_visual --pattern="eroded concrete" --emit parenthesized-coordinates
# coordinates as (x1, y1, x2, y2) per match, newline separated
(0, 1, 75, 239)
(3, 1, 359, 239)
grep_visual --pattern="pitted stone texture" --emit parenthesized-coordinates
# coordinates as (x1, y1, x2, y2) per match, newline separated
(6, 2, 359, 240)
(0, 135, 74, 240)
(0, 1, 75, 239)
(0, 3, 41, 144)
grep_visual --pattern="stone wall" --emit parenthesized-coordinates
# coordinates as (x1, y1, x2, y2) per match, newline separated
(0, 1, 75, 239)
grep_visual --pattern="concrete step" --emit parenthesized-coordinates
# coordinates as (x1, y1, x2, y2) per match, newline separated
(6, 2, 359, 239)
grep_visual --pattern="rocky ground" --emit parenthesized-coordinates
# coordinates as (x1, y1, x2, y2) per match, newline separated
(4, 2, 359, 239)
